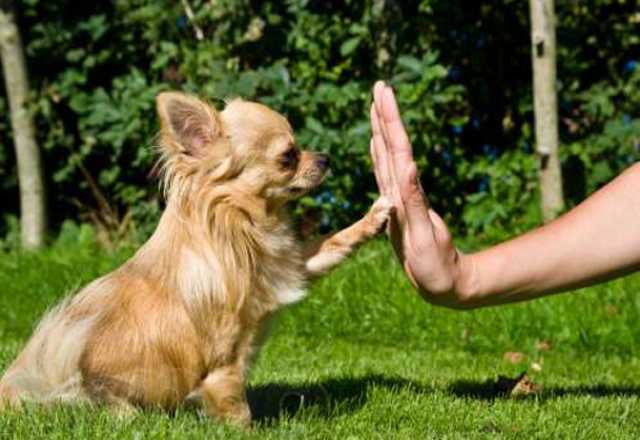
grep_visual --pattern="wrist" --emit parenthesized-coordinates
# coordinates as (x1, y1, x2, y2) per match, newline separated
(451, 250, 481, 309)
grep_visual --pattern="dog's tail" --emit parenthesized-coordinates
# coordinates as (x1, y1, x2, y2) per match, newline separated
(0, 296, 98, 406)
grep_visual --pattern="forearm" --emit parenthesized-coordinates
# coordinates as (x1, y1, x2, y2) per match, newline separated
(459, 162, 640, 308)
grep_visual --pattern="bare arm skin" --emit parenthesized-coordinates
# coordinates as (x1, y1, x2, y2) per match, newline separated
(370, 80, 640, 309)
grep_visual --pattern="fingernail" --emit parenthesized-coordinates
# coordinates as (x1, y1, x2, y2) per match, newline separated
(384, 85, 394, 98)
(384, 86, 399, 109)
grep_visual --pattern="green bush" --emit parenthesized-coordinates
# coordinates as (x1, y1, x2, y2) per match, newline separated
(0, 0, 638, 242)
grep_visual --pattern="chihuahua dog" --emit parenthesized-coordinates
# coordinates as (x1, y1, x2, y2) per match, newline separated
(0, 92, 390, 425)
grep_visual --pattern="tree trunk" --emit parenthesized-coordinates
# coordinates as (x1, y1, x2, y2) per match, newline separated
(373, 0, 391, 69)
(0, 1, 46, 248)
(530, 0, 564, 222)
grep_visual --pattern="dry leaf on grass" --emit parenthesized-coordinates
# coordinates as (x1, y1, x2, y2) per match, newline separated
(530, 361, 543, 372)
(503, 351, 527, 364)
(605, 304, 619, 316)
(535, 340, 553, 351)
(495, 372, 541, 398)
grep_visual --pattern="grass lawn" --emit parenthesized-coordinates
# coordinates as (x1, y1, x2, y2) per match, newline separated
(1, 236, 640, 438)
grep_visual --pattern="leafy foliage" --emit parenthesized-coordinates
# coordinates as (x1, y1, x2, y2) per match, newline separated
(0, 0, 638, 241)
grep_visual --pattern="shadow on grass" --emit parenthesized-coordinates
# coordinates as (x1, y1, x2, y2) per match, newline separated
(248, 374, 429, 422)
(449, 379, 640, 401)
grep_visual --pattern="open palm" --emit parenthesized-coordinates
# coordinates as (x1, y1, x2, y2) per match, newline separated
(369, 82, 468, 307)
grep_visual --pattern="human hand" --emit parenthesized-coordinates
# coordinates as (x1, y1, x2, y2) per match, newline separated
(369, 81, 473, 308)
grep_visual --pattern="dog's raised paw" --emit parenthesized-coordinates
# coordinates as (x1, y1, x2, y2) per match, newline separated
(367, 196, 393, 235)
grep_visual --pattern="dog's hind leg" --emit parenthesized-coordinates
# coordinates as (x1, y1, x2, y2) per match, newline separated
(200, 366, 251, 427)
(105, 395, 139, 419)
(0, 381, 22, 410)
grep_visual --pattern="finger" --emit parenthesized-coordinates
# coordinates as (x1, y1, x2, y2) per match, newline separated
(375, 84, 412, 224)
(427, 208, 453, 245)
(381, 86, 416, 177)
(401, 161, 432, 238)
(370, 104, 393, 196)
(373, 82, 393, 159)
(370, 103, 394, 196)
(369, 138, 385, 193)
(370, 94, 389, 156)
(373, 81, 387, 115)
(375, 84, 413, 223)
(373, 139, 395, 198)
(373, 102, 407, 213)
(388, 212, 406, 262)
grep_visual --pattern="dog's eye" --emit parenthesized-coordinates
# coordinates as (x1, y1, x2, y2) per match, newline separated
(281, 148, 299, 168)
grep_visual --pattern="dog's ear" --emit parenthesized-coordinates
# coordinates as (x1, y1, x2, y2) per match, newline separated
(156, 92, 222, 158)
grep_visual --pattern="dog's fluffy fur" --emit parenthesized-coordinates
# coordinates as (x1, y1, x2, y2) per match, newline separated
(0, 92, 390, 425)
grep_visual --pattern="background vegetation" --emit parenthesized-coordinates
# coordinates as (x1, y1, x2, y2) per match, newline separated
(0, 0, 638, 245)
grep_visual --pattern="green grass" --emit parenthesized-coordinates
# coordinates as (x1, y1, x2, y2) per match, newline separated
(1, 238, 640, 438)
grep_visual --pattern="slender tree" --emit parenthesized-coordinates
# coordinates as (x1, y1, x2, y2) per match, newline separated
(530, 0, 564, 221)
(0, 0, 46, 248)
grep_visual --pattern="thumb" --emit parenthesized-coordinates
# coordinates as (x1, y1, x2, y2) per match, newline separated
(401, 162, 432, 237)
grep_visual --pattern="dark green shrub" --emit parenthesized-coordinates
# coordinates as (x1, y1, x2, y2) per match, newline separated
(0, 0, 637, 243)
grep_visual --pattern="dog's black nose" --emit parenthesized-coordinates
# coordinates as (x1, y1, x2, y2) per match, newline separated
(317, 154, 330, 171)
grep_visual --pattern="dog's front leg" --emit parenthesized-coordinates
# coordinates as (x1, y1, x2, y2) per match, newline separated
(201, 366, 251, 427)
(303, 196, 392, 277)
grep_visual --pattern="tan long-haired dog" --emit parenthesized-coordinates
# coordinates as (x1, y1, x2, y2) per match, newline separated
(0, 92, 390, 425)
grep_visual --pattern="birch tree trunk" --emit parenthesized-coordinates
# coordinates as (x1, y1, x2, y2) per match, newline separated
(373, 0, 391, 69)
(530, 0, 564, 222)
(0, 1, 46, 248)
